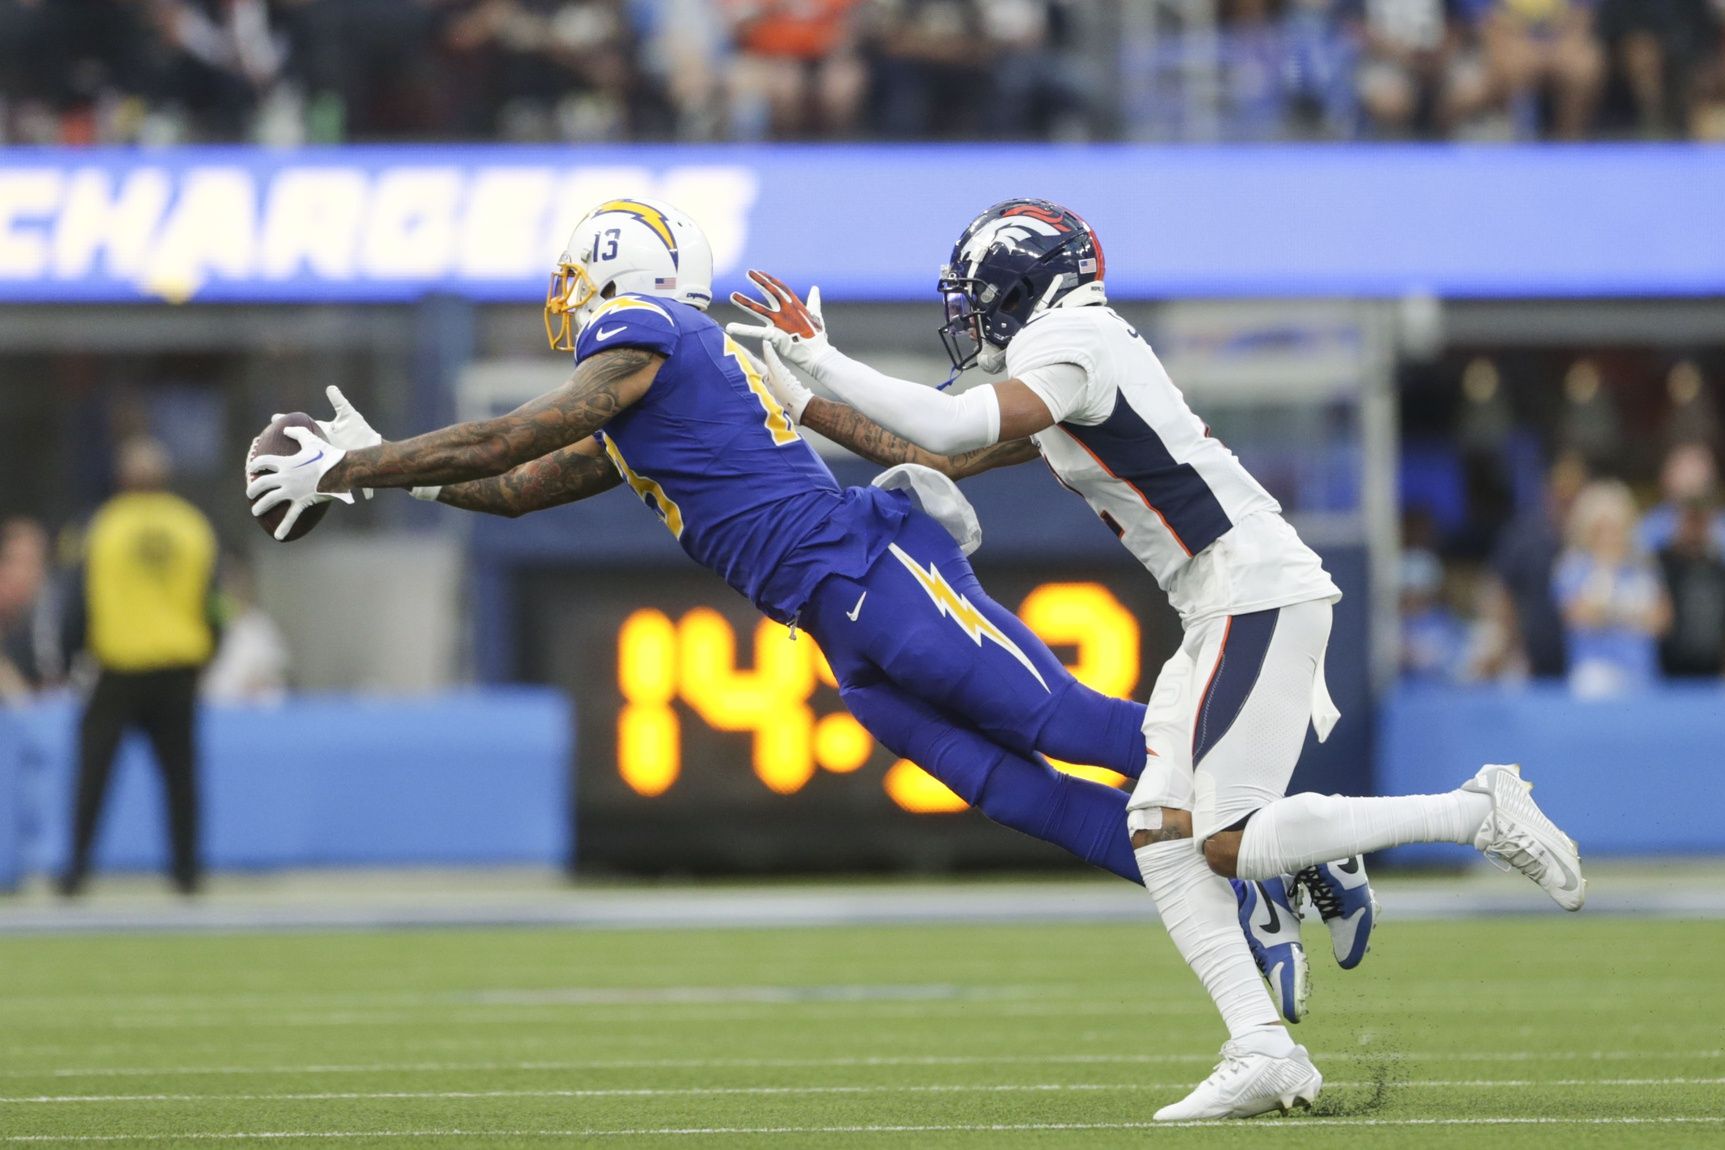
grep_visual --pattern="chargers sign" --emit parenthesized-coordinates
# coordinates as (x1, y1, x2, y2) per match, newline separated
(2, 144, 1722, 303)
(0, 148, 759, 303)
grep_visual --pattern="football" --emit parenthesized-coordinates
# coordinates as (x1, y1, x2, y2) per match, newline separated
(248, 412, 330, 542)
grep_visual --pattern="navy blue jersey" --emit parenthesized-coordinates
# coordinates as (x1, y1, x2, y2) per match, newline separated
(576, 294, 908, 622)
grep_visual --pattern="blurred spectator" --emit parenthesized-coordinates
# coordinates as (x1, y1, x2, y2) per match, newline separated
(0, 0, 150, 145)
(1344, 0, 1487, 137)
(1492, 449, 1589, 679)
(443, 0, 646, 141)
(636, 0, 733, 138)
(1660, 359, 1719, 451)
(1596, 0, 1720, 137)
(1282, 0, 1361, 137)
(980, 0, 1095, 140)
(1557, 357, 1620, 466)
(1217, 0, 1292, 139)
(1655, 496, 1725, 677)
(866, 0, 991, 137)
(145, 0, 289, 141)
(277, 0, 452, 142)
(1471, 0, 1604, 139)
(727, 0, 865, 138)
(202, 556, 291, 702)
(1638, 442, 1725, 554)
(1457, 357, 1515, 455)
(1553, 478, 1671, 696)
(60, 439, 219, 897)
(0, 518, 63, 699)
(1399, 547, 1467, 681)
(1461, 576, 1531, 681)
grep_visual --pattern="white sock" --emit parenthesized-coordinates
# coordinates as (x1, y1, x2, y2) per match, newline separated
(1135, 839, 1288, 1047)
(1234, 790, 1491, 881)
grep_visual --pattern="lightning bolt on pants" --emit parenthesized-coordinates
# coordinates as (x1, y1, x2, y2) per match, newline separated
(801, 509, 1148, 880)
(803, 510, 1148, 779)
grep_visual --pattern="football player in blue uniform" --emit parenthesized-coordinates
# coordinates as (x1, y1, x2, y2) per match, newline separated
(246, 196, 1153, 884)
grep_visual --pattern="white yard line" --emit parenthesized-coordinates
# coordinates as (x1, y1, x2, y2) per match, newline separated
(4, 978, 1711, 1015)
(3, 1049, 1721, 1079)
(79, 999, 1216, 1031)
(4, 1117, 1725, 1142)
(0, 984, 1082, 1014)
(3, 1078, 1722, 1104)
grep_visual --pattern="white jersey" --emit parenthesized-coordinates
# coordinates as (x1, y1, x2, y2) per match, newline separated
(1009, 304, 1341, 624)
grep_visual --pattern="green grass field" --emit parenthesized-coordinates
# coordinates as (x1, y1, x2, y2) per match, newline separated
(1, 916, 1721, 1148)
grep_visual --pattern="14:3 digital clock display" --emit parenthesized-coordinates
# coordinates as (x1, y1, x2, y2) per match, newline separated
(516, 562, 1177, 873)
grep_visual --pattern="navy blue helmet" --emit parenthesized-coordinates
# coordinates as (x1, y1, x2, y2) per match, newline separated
(936, 199, 1105, 373)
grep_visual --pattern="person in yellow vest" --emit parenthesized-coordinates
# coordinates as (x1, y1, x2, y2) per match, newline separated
(59, 438, 218, 897)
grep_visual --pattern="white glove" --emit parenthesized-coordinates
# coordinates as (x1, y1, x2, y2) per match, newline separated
(275, 385, 380, 499)
(725, 269, 830, 372)
(246, 426, 354, 541)
(756, 343, 814, 423)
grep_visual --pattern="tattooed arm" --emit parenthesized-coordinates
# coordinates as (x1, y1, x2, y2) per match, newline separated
(435, 437, 622, 518)
(321, 347, 662, 492)
(799, 396, 1040, 480)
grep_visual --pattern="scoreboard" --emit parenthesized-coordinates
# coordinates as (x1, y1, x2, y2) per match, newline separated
(514, 559, 1181, 875)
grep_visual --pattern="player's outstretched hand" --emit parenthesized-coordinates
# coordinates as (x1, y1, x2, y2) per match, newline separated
(725, 270, 829, 370)
(274, 386, 381, 500)
(246, 426, 354, 542)
(757, 343, 813, 423)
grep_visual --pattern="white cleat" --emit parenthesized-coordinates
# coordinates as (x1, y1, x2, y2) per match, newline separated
(1462, 763, 1586, 911)
(1153, 1039, 1323, 1121)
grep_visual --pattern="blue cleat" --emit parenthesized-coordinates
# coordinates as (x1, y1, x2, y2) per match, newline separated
(1234, 876, 1310, 1024)
(1294, 857, 1380, 970)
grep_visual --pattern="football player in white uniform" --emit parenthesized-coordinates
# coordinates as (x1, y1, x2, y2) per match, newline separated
(729, 198, 1586, 1122)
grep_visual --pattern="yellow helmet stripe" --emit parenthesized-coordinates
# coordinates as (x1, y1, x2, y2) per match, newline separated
(592, 296, 674, 322)
(594, 199, 679, 265)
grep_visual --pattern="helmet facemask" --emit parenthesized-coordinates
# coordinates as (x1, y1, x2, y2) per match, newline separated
(937, 255, 1067, 375)
(937, 281, 985, 373)
(544, 261, 602, 352)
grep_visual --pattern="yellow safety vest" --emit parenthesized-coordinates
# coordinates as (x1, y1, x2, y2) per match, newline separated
(85, 492, 217, 671)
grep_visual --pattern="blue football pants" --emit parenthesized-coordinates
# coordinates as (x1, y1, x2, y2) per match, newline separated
(802, 509, 1148, 881)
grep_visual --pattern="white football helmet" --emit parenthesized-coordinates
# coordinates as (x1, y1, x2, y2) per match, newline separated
(545, 197, 715, 351)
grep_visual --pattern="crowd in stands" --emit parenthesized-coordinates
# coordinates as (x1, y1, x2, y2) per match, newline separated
(1, 0, 1721, 146)
(1399, 357, 1725, 695)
